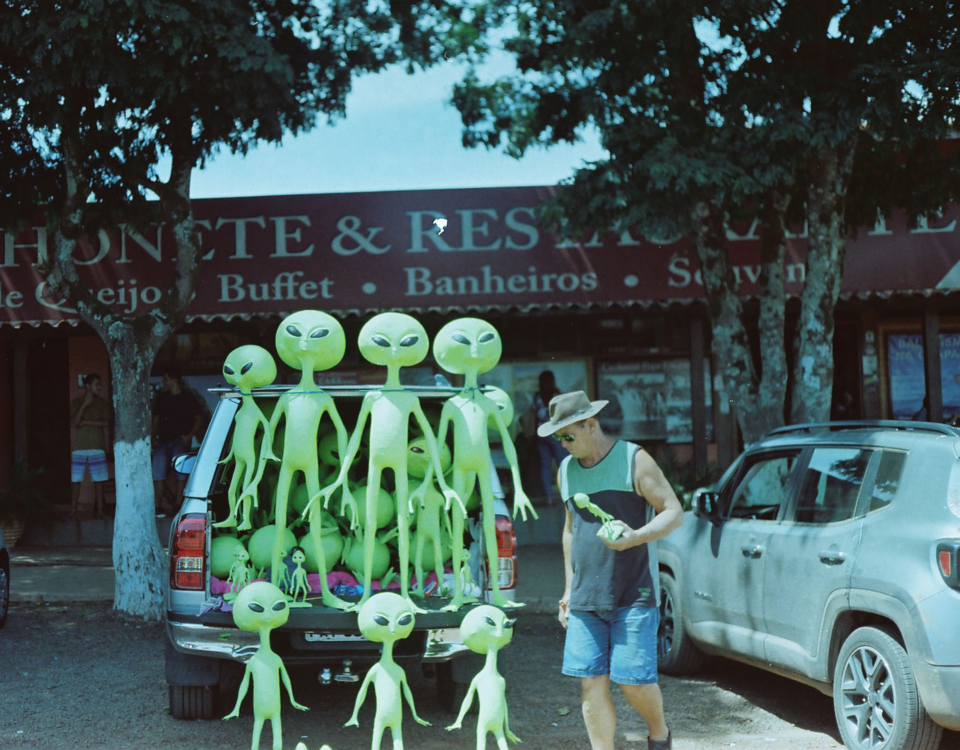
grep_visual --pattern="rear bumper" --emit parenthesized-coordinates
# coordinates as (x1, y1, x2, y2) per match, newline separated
(915, 661, 960, 731)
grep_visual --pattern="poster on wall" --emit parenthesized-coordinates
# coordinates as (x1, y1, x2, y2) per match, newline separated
(596, 360, 713, 443)
(885, 332, 960, 420)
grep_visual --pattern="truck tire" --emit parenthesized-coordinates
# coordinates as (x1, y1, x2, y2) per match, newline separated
(169, 684, 218, 720)
(833, 627, 942, 750)
(657, 572, 704, 675)
(435, 661, 469, 714)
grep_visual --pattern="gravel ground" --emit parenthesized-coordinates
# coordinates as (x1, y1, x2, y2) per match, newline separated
(2, 603, 959, 750)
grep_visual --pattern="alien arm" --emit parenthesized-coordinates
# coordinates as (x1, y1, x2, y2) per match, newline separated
(344, 666, 375, 726)
(401, 671, 431, 726)
(223, 664, 251, 719)
(445, 676, 478, 730)
(280, 662, 308, 710)
(413, 404, 464, 514)
(492, 410, 538, 522)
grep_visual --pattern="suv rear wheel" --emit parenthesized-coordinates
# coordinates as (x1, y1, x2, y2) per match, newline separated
(169, 684, 218, 720)
(833, 627, 942, 750)
(657, 572, 703, 675)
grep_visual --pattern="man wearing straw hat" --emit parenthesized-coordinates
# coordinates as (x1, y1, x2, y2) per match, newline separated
(539, 391, 683, 750)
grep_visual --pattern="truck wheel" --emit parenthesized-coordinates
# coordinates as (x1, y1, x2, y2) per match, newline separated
(0, 563, 9, 629)
(833, 626, 942, 750)
(435, 661, 469, 714)
(169, 684, 218, 720)
(657, 572, 703, 675)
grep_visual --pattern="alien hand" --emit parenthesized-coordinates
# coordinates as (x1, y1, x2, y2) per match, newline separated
(507, 729, 522, 743)
(512, 490, 539, 522)
(339, 485, 359, 531)
(292, 701, 309, 711)
(380, 567, 397, 588)
(414, 716, 432, 727)
(441, 485, 466, 515)
(445, 722, 462, 732)
(408, 482, 428, 515)
(223, 709, 239, 721)
(344, 717, 360, 728)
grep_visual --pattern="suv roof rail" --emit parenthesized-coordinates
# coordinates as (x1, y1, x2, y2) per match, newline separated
(765, 420, 960, 438)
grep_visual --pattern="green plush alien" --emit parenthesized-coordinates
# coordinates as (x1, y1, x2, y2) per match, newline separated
(223, 581, 308, 750)
(345, 592, 431, 749)
(308, 312, 463, 611)
(446, 605, 520, 749)
(430, 317, 537, 610)
(287, 545, 311, 606)
(215, 345, 278, 531)
(225, 544, 253, 602)
(268, 310, 354, 610)
(572, 492, 624, 541)
(406, 441, 453, 598)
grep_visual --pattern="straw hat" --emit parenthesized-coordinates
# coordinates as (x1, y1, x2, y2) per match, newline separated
(536, 391, 609, 437)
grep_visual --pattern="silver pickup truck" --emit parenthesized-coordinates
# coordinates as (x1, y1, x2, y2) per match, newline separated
(164, 385, 518, 719)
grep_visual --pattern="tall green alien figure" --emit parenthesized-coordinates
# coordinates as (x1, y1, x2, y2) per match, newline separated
(268, 310, 354, 610)
(430, 317, 537, 610)
(309, 312, 462, 610)
(345, 592, 431, 749)
(223, 581, 308, 750)
(215, 345, 277, 531)
(447, 605, 520, 749)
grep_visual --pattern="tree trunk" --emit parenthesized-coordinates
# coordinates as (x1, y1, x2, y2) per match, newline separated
(790, 139, 857, 424)
(108, 324, 166, 618)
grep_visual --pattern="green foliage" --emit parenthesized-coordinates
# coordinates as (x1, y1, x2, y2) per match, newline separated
(0, 460, 52, 525)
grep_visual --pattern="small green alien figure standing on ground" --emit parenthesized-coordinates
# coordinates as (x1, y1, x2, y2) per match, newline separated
(345, 592, 431, 749)
(447, 604, 520, 749)
(215, 345, 277, 531)
(223, 581, 308, 750)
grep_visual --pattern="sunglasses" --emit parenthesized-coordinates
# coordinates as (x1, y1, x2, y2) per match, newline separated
(553, 432, 576, 443)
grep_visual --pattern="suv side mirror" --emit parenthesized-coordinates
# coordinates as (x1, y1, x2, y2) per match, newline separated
(172, 454, 197, 476)
(693, 489, 721, 524)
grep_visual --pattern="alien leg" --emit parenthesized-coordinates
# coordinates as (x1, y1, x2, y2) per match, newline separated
(371, 716, 386, 750)
(237, 457, 258, 531)
(358, 464, 383, 607)
(442, 470, 469, 611)
(478, 467, 521, 609)
(391, 721, 404, 750)
(270, 716, 283, 750)
(214, 461, 243, 528)
(270, 466, 294, 587)
(251, 716, 264, 750)
(395, 466, 426, 613)
(413, 533, 427, 598)
(306, 511, 350, 610)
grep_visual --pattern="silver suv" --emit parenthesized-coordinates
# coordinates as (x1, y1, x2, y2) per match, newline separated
(657, 420, 960, 750)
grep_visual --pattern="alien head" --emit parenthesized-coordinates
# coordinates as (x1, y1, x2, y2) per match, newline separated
(460, 604, 514, 654)
(232, 581, 291, 633)
(222, 345, 277, 393)
(357, 592, 416, 643)
(358, 312, 429, 369)
(275, 310, 346, 373)
(406, 436, 451, 480)
(433, 318, 502, 377)
(484, 385, 514, 426)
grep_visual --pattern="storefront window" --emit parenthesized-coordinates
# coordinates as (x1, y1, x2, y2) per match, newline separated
(883, 331, 960, 420)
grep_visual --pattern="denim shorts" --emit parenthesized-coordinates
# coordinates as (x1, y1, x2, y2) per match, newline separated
(152, 438, 190, 482)
(562, 606, 660, 685)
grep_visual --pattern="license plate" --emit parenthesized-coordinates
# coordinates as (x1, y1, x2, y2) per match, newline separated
(303, 632, 367, 643)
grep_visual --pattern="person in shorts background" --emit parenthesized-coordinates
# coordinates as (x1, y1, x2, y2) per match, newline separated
(541, 391, 684, 750)
(152, 368, 204, 517)
(69, 373, 112, 519)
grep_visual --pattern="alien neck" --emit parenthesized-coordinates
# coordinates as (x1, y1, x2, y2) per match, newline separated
(257, 628, 275, 655)
(297, 368, 315, 391)
(462, 370, 480, 390)
(240, 392, 255, 405)
(483, 648, 499, 672)
(384, 365, 402, 390)
(380, 639, 397, 664)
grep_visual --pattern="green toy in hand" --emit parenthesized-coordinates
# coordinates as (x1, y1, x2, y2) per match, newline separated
(572, 492, 624, 541)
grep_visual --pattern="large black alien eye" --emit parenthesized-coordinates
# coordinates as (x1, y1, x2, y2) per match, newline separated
(372, 335, 390, 348)
(398, 614, 413, 626)
(310, 328, 329, 339)
(248, 603, 265, 613)
(400, 335, 419, 347)
(286, 325, 302, 337)
(410, 446, 425, 454)
(506, 618, 516, 629)
(223, 364, 235, 376)
(374, 615, 389, 626)
(479, 332, 496, 343)
(272, 601, 286, 611)
(484, 616, 497, 627)
(240, 361, 253, 375)
(452, 333, 470, 345)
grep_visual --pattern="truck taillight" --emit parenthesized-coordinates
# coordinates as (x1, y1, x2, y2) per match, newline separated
(488, 514, 517, 590)
(171, 514, 206, 591)
(936, 540, 960, 589)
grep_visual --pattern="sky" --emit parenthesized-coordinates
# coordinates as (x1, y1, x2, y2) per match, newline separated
(188, 56, 607, 199)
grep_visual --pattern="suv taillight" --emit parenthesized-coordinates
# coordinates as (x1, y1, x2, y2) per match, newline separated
(486, 514, 517, 590)
(171, 514, 206, 591)
(936, 540, 960, 589)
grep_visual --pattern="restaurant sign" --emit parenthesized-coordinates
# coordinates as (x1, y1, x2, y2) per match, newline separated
(1, 186, 959, 324)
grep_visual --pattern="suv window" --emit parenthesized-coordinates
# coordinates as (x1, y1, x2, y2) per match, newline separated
(794, 447, 871, 524)
(867, 450, 907, 513)
(727, 453, 800, 520)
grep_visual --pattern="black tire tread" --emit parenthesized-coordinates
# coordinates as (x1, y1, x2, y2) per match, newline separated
(658, 572, 704, 676)
(169, 684, 217, 720)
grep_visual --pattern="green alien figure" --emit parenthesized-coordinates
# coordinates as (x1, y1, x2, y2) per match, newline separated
(215, 345, 278, 531)
(572, 491, 625, 541)
(406, 437, 454, 598)
(430, 317, 537, 610)
(224, 545, 253, 602)
(268, 310, 354, 610)
(287, 545, 311, 606)
(345, 592, 431, 749)
(446, 605, 520, 749)
(223, 581, 309, 750)
(309, 312, 463, 611)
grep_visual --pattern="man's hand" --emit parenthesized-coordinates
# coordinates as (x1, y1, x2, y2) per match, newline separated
(599, 521, 636, 551)
(558, 596, 570, 629)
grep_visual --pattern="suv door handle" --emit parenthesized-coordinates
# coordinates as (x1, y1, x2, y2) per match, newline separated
(819, 550, 847, 565)
(741, 544, 764, 558)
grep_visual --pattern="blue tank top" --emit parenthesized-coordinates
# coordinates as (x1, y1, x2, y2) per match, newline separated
(560, 441, 659, 610)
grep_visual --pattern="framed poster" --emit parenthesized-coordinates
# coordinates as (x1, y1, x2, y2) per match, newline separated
(482, 360, 591, 435)
(882, 329, 960, 420)
(596, 359, 713, 443)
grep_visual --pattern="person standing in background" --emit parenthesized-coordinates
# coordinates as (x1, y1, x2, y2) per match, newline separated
(532, 370, 567, 504)
(152, 368, 204, 517)
(69, 373, 111, 519)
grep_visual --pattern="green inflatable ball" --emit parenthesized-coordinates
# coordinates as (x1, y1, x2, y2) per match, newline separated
(211, 534, 246, 579)
(352, 483, 397, 529)
(299, 528, 345, 574)
(342, 535, 392, 581)
(247, 524, 297, 571)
